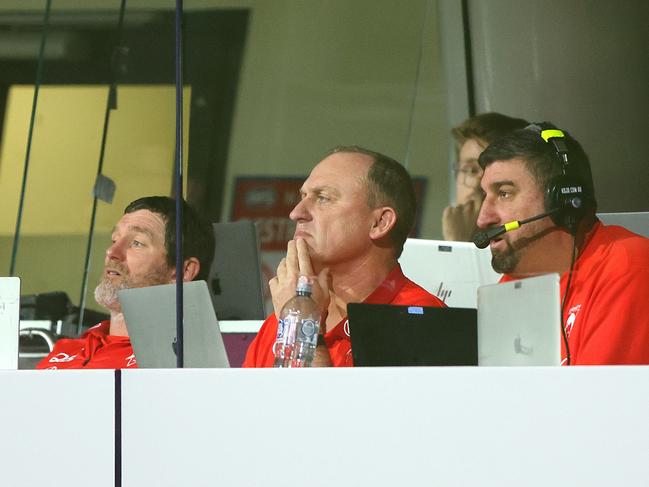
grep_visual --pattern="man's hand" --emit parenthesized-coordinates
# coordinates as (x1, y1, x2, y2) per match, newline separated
(269, 238, 331, 319)
(442, 193, 483, 242)
(312, 343, 333, 367)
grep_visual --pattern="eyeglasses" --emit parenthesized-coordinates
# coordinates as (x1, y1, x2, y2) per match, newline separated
(454, 164, 483, 188)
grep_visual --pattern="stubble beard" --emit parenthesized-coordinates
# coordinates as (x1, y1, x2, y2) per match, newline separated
(94, 275, 130, 312)
(490, 239, 520, 274)
(94, 264, 171, 312)
(490, 220, 554, 274)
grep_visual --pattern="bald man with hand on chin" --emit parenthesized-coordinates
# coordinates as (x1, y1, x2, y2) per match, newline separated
(243, 146, 445, 368)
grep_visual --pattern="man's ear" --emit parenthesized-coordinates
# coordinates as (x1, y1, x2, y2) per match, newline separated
(369, 207, 397, 241)
(169, 257, 201, 283)
(182, 257, 201, 282)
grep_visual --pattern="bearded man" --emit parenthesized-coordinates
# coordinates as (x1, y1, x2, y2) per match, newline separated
(476, 123, 649, 365)
(37, 196, 214, 369)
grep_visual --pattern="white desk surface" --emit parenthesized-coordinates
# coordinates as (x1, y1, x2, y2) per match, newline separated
(1, 370, 115, 487)
(121, 367, 649, 487)
(219, 319, 264, 333)
(3, 367, 648, 487)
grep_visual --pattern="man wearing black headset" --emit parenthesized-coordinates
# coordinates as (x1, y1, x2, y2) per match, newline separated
(475, 124, 649, 365)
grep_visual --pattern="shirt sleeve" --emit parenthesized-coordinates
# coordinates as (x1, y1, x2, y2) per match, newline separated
(242, 315, 278, 368)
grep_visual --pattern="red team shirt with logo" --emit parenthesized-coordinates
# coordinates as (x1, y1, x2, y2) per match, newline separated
(36, 321, 137, 369)
(501, 222, 649, 365)
(243, 265, 446, 367)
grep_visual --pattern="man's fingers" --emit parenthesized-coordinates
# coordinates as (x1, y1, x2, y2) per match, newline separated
(268, 276, 278, 292)
(276, 258, 287, 280)
(296, 238, 314, 275)
(461, 199, 474, 217)
(468, 190, 485, 205)
(285, 239, 298, 273)
(464, 199, 481, 220)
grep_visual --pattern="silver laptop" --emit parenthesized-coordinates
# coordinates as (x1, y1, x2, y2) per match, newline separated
(208, 221, 265, 320)
(118, 281, 229, 368)
(399, 238, 500, 308)
(478, 273, 561, 366)
(0, 277, 20, 370)
(597, 212, 649, 238)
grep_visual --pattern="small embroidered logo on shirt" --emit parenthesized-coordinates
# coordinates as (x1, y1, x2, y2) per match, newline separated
(565, 304, 582, 338)
(49, 352, 78, 363)
(126, 354, 137, 367)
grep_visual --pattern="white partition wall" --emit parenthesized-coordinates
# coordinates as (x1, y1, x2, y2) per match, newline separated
(121, 367, 649, 487)
(0, 370, 115, 487)
(2, 368, 649, 486)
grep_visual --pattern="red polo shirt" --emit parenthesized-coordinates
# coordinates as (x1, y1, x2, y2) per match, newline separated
(243, 265, 446, 367)
(36, 321, 137, 369)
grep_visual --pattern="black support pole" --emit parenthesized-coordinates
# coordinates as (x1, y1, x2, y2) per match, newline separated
(174, 0, 185, 368)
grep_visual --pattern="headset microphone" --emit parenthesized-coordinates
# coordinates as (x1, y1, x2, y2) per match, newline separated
(473, 208, 561, 249)
(473, 221, 521, 249)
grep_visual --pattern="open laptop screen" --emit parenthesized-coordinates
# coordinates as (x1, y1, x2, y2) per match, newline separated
(399, 238, 499, 308)
(119, 281, 229, 368)
(478, 273, 561, 366)
(208, 221, 265, 320)
(348, 303, 477, 366)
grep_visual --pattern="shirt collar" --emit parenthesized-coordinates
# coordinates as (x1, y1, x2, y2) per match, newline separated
(83, 320, 130, 344)
(362, 264, 409, 304)
(82, 320, 111, 338)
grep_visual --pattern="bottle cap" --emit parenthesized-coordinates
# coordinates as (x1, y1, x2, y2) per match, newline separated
(296, 275, 312, 294)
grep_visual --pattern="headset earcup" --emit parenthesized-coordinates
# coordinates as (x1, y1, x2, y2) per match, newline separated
(547, 174, 589, 233)
(529, 121, 593, 234)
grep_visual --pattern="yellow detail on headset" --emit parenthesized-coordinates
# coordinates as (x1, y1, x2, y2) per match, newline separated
(504, 221, 521, 232)
(540, 129, 565, 142)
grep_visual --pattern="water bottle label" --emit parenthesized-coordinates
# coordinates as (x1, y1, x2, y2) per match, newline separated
(297, 318, 319, 345)
(276, 318, 286, 340)
(288, 313, 299, 345)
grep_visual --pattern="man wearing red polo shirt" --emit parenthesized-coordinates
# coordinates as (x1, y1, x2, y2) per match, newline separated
(243, 146, 445, 367)
(37, 196, 215, 369)
(476, 123, 649, 365)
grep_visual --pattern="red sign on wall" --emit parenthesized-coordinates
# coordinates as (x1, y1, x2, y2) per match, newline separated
(230, 177, 303, 251)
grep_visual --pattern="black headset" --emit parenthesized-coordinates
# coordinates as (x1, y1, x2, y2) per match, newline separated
(525, 122, 593, 234)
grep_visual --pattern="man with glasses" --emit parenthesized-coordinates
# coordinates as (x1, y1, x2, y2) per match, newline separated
(442, 113, 528, 241)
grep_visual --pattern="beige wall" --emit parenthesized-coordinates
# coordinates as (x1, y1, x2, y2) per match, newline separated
(0, 1, 451, 309)
(221, 0, 449, 239)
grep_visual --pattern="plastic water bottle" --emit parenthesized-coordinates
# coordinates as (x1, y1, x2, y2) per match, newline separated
(273, 276, 321, 368)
